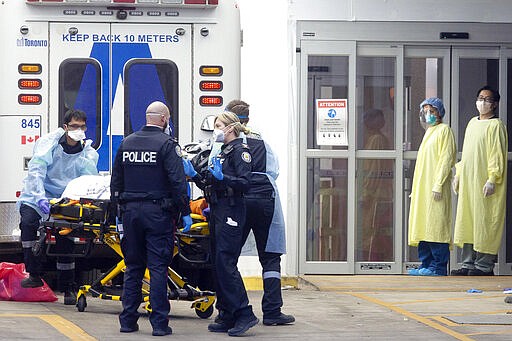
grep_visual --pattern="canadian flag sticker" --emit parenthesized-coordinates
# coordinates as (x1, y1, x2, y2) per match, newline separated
(21, 135, 39, 145)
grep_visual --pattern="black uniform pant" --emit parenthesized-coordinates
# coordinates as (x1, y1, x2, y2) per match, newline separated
(210, 197, 254, 322)
(19, 204, 75, 290)
(119, 201, 174, 331)
(243, 196, 283, 319)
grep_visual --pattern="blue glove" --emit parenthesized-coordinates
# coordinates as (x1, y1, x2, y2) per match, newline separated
(37, 198, 50, 214)
(182, 215, 193, 232)
(209, 157, 224, 180)
(182, 158, 197, 177)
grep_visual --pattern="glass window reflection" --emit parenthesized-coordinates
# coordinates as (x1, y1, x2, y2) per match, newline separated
(356, 158, 395, 262)
(403, 57, 443, 151)
(357, 56, 395, 150)
(307, 56, 349, 150)
(306, 158, 348, 262)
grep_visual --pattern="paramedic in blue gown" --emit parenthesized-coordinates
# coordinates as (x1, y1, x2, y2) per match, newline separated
(183, 111, 259, 337)
(110, 101, 192, 336)
(17, 109, 99, 305)
(226, 99, 295, 326)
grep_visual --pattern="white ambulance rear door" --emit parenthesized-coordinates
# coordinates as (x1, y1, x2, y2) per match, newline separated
(49, 23, 108, 171)
(49, 23, 192, 172)
(112, 23, 193, 153)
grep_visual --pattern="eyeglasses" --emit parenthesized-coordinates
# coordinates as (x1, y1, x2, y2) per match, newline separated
(476, 96, 494, 104)
(66, 124, 87, 131)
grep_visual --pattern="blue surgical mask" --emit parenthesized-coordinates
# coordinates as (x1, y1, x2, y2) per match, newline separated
(425, 111, 437, 125)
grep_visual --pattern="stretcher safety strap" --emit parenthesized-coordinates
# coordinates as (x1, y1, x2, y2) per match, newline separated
(56, 262, 75, 270)
(263, 271, 281, 280)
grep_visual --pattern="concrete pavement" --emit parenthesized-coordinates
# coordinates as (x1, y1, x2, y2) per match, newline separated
(1, 275, 512, 340)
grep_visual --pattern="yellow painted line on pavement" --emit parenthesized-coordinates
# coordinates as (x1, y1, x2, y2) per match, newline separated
(390, 294, 504, 305)
(320, 286, 503, 292)
(430, 315, 460, 327)
(319, 286, 453, 291)
(467, 329, 512, 336)
(0, 314, 96, 341)
(345, 292, 474, 341)
(427, 309, 512, 317)
(243, 276, 298, 290)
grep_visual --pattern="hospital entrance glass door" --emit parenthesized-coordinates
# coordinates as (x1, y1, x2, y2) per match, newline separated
(299, 42, 512, 275)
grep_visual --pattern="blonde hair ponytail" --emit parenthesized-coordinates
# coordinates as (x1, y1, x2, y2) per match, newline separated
(215, 111, 250, 137)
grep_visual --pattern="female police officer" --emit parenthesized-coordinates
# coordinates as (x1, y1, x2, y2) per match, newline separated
(183, 111, 259, 337)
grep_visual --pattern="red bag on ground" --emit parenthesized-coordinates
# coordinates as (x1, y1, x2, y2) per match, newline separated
(0, 262, 57, 302)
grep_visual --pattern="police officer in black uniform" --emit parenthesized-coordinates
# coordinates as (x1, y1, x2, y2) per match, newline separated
(110, 101, 192, 337)
(183, 111, 259, 337)
(226, 100, 295, 326)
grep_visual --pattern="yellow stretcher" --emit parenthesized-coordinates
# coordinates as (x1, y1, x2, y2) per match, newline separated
(38, 198, 215, 318)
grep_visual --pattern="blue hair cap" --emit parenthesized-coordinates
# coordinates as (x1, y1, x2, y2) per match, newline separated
(420, 97, 445, 118)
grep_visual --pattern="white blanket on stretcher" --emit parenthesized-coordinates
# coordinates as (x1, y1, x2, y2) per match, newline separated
(60, 175, 111, 200)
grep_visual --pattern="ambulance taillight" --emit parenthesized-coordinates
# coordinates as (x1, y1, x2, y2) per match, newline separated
(200, 96, 223, 107)
(19, 79, 42, 90)
(18, 94, 42, 105)
(200, 81, 223, 91)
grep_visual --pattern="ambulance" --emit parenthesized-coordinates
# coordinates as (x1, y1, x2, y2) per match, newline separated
(0, 0, 241, 267)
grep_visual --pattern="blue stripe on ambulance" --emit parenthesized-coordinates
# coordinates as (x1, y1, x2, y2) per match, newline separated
(82, 42, 169, 171)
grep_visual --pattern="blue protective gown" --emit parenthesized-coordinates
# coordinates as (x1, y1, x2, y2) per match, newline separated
(241, 131, 286, 254)
(17, 128, 99, 217)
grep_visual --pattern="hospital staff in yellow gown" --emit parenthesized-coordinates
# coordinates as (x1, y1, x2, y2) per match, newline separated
(360, 109, 393, 261)
(451, 85, 507, 276)
(408, 98, 455, 276)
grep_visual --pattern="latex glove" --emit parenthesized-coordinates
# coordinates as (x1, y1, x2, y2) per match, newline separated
(432, 191, 442, 201)
(483, 181, 495, 197)
(182, 158, 197, 177)
(37, 198, 50, 214)
(209, 157, 224, 180)
(452, 175, 459, 195)
(182, 215, 193, 232)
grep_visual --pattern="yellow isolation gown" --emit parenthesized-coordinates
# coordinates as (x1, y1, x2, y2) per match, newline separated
(360, 132, 394, 260)
(453, 117, 507, 254)
(408, 123, 456, 246)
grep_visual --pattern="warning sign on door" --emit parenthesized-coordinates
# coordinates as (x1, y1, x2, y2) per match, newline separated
(316, 99, 348, 146)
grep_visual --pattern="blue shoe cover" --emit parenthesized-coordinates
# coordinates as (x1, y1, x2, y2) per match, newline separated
(408, 268, 420, 275)
(419, 268, 439, 276)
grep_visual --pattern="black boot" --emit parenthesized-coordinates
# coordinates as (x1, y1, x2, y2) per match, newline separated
(58, 267, 76, 305)
(64, 286, 77, 305)
(21, 274, 44, 288)
(263, 313, 296, 326)
(227, 314, 259, 336)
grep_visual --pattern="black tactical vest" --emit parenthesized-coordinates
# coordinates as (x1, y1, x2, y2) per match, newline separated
(119, 128, 173, 200)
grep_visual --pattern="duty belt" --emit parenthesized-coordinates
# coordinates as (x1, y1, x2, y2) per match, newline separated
(215, 188, 243, 198)
(244, 191, 274, 199)
(204, 186, 242, 206)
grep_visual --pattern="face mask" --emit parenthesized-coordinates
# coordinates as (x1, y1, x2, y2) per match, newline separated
(67, 129, 86, 142)
(163, 120, 172, 135)
(212, 129, 225, 143)
(425, 111, 437, 125)
(476, 100, 493, 115)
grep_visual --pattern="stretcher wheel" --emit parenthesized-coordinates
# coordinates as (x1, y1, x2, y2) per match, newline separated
(195, 304, 213, 319)
(77, 295, 87, 312)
